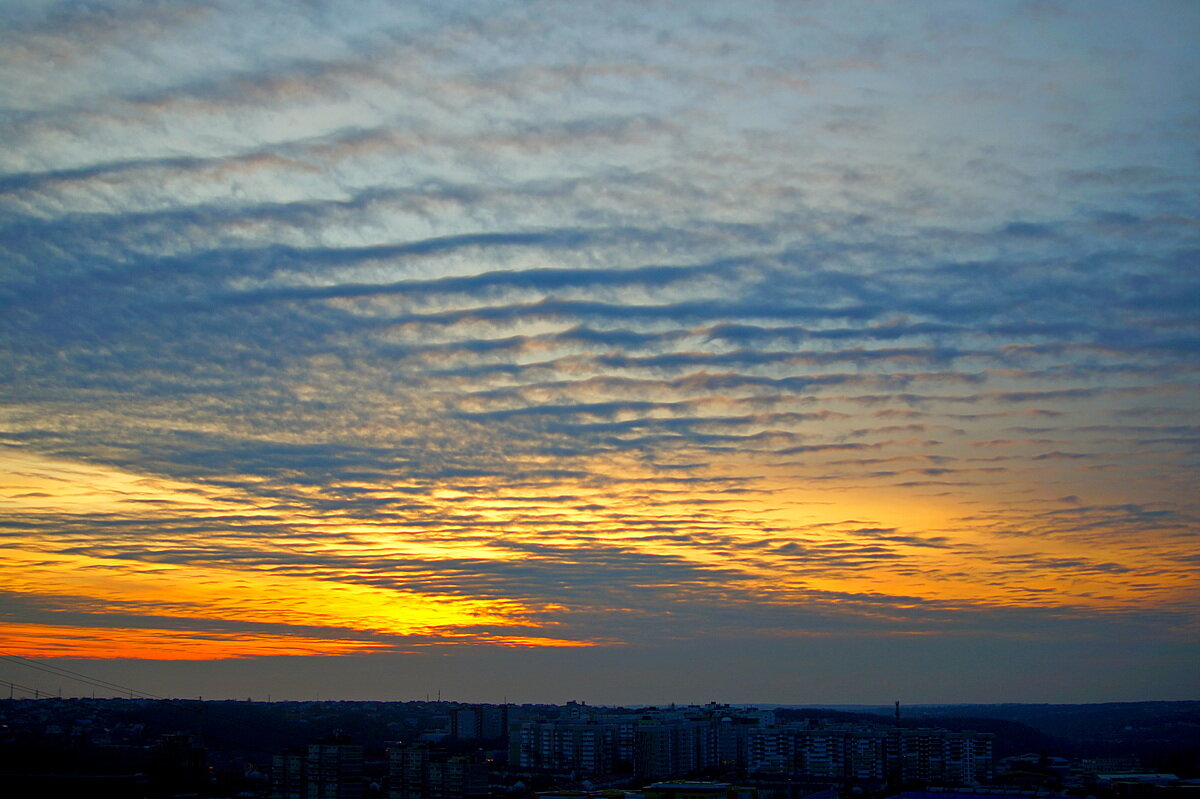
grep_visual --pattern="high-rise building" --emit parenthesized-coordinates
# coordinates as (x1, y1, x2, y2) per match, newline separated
(272, 750, 305, 799)
(513, 706, 989, 786)
(389, 744, 488, 799)
(451, 704, 509, 741)
(636, 721, 704, 780)
(306, 740, 365, 799)
(514, 718, 634, 774)
(272, 738, 364, 799)
(748, 725, 990, 785)
(512, 706, 771, 777)
(889, 729, 992, 785)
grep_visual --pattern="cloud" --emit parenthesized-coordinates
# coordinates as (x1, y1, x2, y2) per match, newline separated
(0, 0, 1197, 699)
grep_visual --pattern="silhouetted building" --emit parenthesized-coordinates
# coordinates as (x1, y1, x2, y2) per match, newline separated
(514, 718, 635, 775)
(637, 720, 707, 779)
(512, 706, 989, 786)
(889, 729, 992, 785)
(389, 744, 488, 799)
(512, 705, 774, 777)
(748, 725, 991, 785)
(308, 739, 365, 799)
(272, 738, 364, 799)
(273, 750, 306, 799)
(152, 733, 209, 791)
(451, 704, 509, 741)
(750, 727, 888, 780)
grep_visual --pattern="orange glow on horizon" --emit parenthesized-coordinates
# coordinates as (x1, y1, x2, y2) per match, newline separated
(0, 622, 389, 660)
(2, 447, 1194, 661)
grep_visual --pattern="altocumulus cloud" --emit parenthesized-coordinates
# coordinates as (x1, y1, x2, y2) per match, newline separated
(0, 0, 1197, 697)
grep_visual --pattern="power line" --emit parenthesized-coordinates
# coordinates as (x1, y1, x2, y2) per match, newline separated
(2, 678, 45, 698)
(0, 653, 162, 699)
(0, 653, 282, 756)
(0, 653, 148, 697)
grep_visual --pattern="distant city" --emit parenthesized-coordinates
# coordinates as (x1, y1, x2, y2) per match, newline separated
(1, 697, 1196, 799)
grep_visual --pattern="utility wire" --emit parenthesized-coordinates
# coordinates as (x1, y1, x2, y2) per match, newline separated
(0, 652, 281, 756)
(0, 653, 162, 699)
(2, 652, 157, 695)
(2, 678, 45, 697)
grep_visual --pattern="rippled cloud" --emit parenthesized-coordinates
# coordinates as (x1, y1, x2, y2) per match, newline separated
(1, 0, 1197, 699)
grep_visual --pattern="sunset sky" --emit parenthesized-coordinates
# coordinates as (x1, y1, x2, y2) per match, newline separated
(1, 0, 1197, 703)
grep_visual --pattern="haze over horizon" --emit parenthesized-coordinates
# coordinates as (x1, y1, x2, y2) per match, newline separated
(1, 0, 1197, 703)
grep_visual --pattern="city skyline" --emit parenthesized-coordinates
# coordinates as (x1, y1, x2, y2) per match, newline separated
(1, 0, 1197, 703)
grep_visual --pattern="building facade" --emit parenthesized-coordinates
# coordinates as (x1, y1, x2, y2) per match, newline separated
(512, 706, 992, 786)
(271, 739, 364, 799)
(389, 744, 488, 799)
(748, 726, 991, 785)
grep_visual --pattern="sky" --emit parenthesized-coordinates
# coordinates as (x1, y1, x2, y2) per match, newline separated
(0, 0, 1198, 704)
